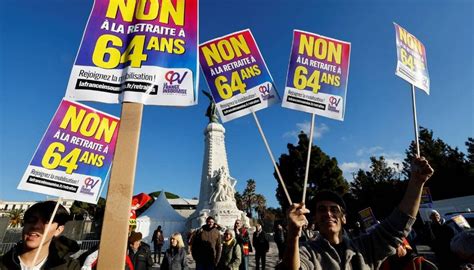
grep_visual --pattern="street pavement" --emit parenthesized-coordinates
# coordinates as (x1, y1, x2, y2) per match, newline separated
(151, 239, 438, 269)
(152, 235, 280, 269)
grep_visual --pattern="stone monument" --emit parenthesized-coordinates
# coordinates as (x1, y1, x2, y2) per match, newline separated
(187, 91, 249, 229)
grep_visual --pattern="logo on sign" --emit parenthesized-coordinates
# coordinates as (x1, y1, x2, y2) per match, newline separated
(327, 96, 341, 113)
(165, 71, 188, 85)
(163, 71, 187, 95)
(258, 84, 275, 101)
(80, 177, 100, 196)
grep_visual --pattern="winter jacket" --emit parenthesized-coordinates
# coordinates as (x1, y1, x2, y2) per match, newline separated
(0, 236, 80, 270)
(296, 208, 416, 270)
(191, 225, 222, 266)
(128, 242, 154, 270)
(234, 227, 252, 256)
(161, 247, 188, 270)
(252, 231, 269, 254)
(217, 238, 241, 270)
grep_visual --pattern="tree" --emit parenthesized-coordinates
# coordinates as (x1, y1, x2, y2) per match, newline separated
(70, 197, 106, 221)
(403, 127, 472, 200)
(8, 209, 24, 228)
(236, 179, 266, 219)
(466, 137, 474, 164)
(350, 156, 406, 221)
(275, 132, 349, 211)
(234, 191, 244, 210)
(242, 179, 257, 217)
(254, 194, 267, 220)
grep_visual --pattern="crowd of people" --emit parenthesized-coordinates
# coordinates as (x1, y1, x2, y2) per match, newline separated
(1, 157, 473, 270)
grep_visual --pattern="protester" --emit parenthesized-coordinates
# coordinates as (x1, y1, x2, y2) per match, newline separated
(233, 219, 252, 270)
(186, 229, 195, 254)
(426, 209, 458, 269)
(0, 201, 80, 270)
(191, 216, 222, 270)
(217, 229, 241, 270)
(152, 225, 165, 264)
(348, 221, 363, 238)
(161, 232, 188, 270)
(379, 237, 437, 270)
(80, 248, 134, 270)
(252, 224, 269, 270)
(306, 223, 318, 240)
(280, 156, 434, 270)
(128, 231, 154, 270)
(273, 223, 286, 262)
(299, 224, 310, 243)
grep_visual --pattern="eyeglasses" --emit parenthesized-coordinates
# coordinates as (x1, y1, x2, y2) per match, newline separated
(316, 205, 343, 215)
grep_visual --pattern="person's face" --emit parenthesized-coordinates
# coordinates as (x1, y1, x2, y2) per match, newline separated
(22, 212, 63, 251)
(206, 218, 215, 228)
(131, 240, 141, 250)
(234, 220, 242, 229)
(314, 201, 346, 237)
(224, 232, 232, 241)
(170, 237, 178, 247)
(430, 212, 441, 224)
(255, 225, 261, 232)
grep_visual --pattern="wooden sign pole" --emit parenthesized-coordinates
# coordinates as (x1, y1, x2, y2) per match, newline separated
(97, 102, 143, 270)
(410, 84, 421, 157)
(301, 113, 315, 204)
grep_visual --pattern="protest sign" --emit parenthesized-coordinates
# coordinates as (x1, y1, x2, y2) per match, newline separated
(359, 207, 378, 231)
(451, 215, 471, 229)
(420, 187, 433, 208)
(18, 99, 120, 204)
(199, 29, 280, 122)
(282, 30, 351, 121)
(66, 0, 199, 106)
(394, 23, 430, 94)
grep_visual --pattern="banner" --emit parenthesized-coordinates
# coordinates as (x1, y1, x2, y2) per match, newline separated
(66, 0, 199, 106)
(359, 207, 378, 231)
(420, 187, 433, 208)
(18, 99, 120, 204)
(394, 23, 430, 94)
(282, 30, 351, 121)
(130, 192, 152, 225)
(199, 29, 280, 122)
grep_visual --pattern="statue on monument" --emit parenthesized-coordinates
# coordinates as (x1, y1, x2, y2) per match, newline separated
(202, 90, 219, 123)
(209, 167, 236, 203)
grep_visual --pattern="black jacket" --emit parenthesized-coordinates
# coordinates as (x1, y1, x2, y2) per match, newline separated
(128, 242, 154, 270)
(0, 236, 80, 270)
(252, 231, 269, 254)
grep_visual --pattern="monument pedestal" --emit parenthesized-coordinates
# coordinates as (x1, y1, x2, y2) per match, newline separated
(187, 121, 249, 230)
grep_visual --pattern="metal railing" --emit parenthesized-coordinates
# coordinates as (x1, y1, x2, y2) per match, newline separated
(77, 240, 100, 251)
(0, 243, 16, 255)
